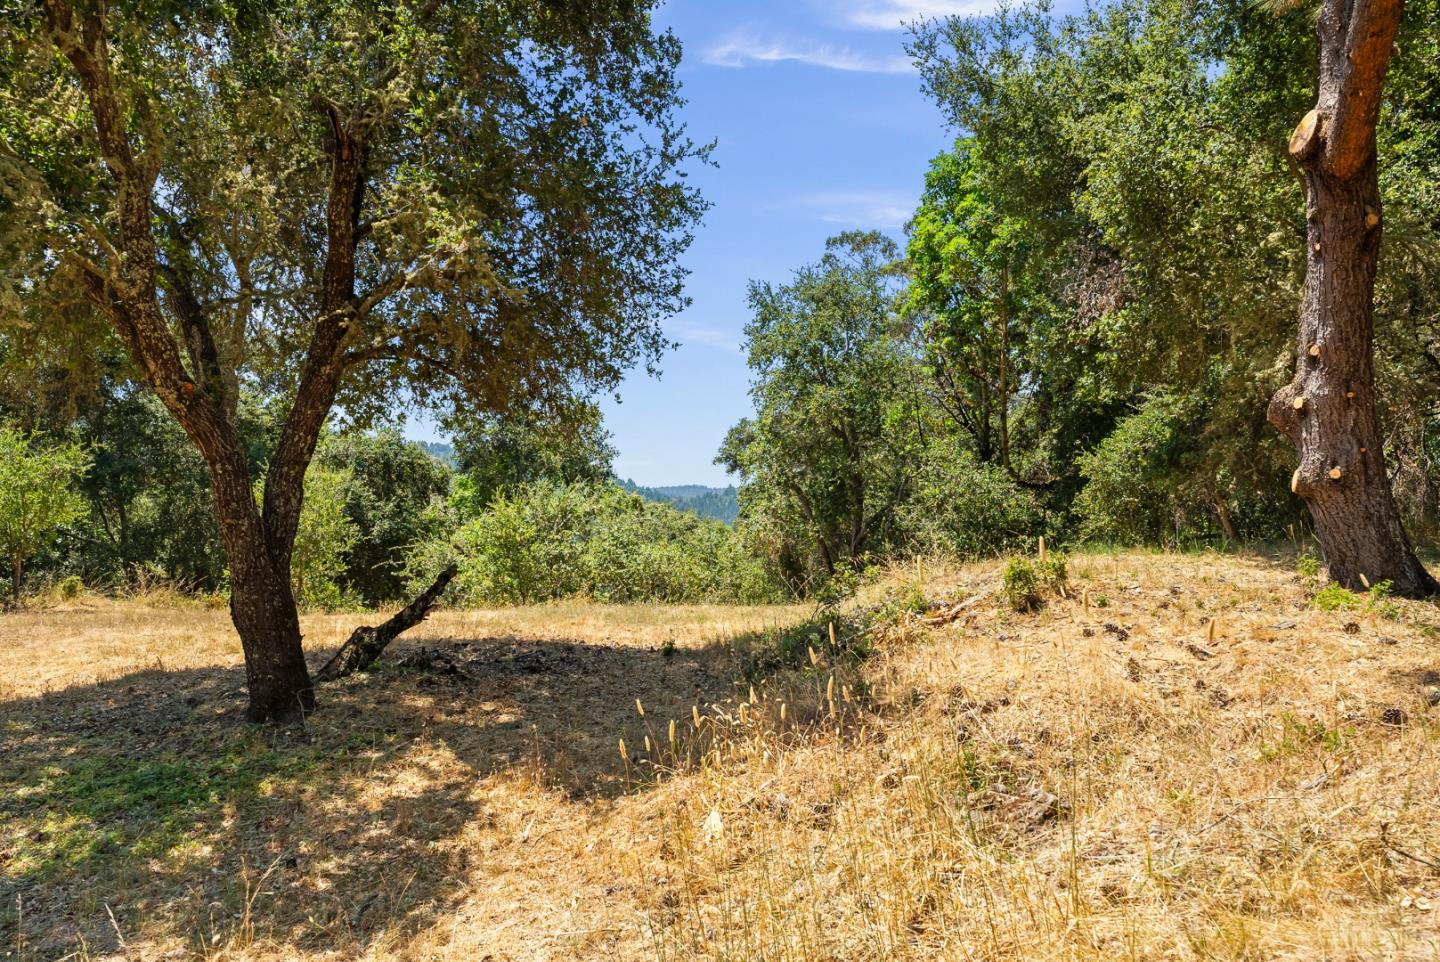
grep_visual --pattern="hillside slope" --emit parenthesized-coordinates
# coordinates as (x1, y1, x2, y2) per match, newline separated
(620, 478, 740, 524)
(2, 552, 1438, 960)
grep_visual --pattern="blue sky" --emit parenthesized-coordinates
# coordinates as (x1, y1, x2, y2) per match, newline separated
(601, 0, 989, 486)
(412, 0, 989, 485)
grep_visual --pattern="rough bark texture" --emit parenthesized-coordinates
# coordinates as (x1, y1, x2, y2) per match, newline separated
(314, 564, 458, 683)
(41, 0, 376, 718)
(1269, 0, 1437, 596)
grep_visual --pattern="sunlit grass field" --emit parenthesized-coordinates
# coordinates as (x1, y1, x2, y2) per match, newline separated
(3, 552, 1438, 960)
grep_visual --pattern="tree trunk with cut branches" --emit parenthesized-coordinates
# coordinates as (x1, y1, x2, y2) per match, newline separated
(1268, 0, 1437, 597)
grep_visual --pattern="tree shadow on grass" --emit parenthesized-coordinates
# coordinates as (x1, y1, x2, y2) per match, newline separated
(0, 628, 777, 959)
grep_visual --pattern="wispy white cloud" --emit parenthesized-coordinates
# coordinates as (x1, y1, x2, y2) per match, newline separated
(789, 191, 914, 230)
(830, 0, 997, 31)
(703, 31, 914, 74)
(672, 321, 740, 352)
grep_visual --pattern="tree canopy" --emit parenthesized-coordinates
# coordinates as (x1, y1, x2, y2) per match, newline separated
(0, 0, 710, 719)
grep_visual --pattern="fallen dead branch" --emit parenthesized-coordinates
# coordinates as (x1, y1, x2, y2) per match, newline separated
(314, 564, 458, 682)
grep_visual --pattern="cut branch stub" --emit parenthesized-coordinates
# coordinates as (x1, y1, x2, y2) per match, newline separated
(1365, 208, 1380, 229)
(1308, 344, 1321, 359)
(1292, 396, 1307, 412)
(1329, 467, 1343, 481)
(1289, 109, 1323, 161)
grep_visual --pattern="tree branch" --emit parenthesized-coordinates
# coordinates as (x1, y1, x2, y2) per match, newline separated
(262, 104, 369, 565)
(314, 563, 458, 682)
(1319, 0, 1403, 181)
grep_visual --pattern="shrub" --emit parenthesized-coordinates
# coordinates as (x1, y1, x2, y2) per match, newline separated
(1312, 583, 1360, 611)
(1002, 557, 1042, 611)
(429, 482, 781, 606)
(1002, 553, 1068, 612)
(289, 467, 362, 611)
(0, 427, 89, 604)
(315, 430, 452, 606)
(899, 447, 1043, 559)
(1073, 393, 1205, 546)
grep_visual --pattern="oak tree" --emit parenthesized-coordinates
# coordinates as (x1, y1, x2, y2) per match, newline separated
(0, 0, 708, 718)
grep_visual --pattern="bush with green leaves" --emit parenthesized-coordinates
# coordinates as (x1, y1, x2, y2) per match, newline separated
(314, 430, 452, 605)
(0, 427, 89, 603)
(1001, 553, 1068, 612)
(899, 445, 1044, 559)
(1072, 394, 1208, 546)
(430, 482, 780, 606)
(286, 467, 362, 611)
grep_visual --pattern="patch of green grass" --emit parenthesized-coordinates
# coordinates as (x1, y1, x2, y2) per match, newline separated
(1, 731, 363, 885)
(1259, 712, 1352, 761)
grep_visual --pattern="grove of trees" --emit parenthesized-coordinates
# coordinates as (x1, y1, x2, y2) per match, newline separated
(0, 0, 1434, 724)
(723, 0, 1440, 596)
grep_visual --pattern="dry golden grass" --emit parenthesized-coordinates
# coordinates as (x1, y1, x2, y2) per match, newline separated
(3, 551, 1439, 961)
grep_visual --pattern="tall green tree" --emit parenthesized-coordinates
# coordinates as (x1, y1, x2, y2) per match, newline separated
(720, 232, 921, 590)
(0, 0, 708, 719)
(905, 144, 1055, 480)
(0, 426, 88, 603)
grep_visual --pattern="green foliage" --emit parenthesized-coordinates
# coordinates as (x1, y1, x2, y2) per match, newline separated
(449, 403, 615, 519)
(899, 446, 1044, 558)
(58, 386, 277, 590)
(0, 426, 88, 600)
(315, 430, 451, 605)
(1073, 393, 1208, 544)
(1311, 578, 1402, 616)
(436, 482, 779, 606)
(1296, 550, 1321, 583)
(902, 0, 1440, 547)
(720, 232, 923, 593)
(1312, 583, 1361, 612)
(1, 0, 710, 424)
(736, 612, 872, 683)
(288, 467, 362, 611)
(1367, 580, 1400, 620)
(1001, 553, 1068, 612)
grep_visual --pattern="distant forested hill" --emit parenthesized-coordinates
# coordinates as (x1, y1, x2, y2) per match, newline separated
(621, 480, 739, 524)
(417, 441, 455, 464)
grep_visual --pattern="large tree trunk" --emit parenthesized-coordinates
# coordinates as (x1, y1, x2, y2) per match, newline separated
(207, 450, 314, 722)
(1268, 0, 1436, 597)
(229, 556, 313, 722)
